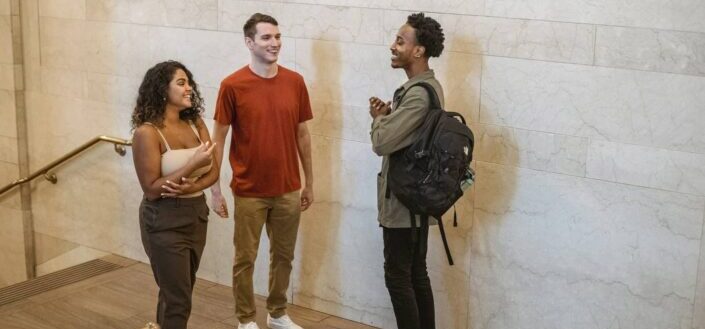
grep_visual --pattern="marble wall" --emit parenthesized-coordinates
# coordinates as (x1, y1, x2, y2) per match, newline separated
(12, 0, 705, 328)
(0, 0, 27, 288)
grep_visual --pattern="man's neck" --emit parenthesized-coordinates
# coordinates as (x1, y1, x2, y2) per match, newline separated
(249, 59, 278, 78)
(404, 60, 430, 80)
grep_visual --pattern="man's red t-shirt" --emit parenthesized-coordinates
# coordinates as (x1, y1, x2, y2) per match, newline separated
(214, 65, 313, 197)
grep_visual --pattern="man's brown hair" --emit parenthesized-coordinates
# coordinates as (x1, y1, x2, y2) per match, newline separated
(243, 13, 279, 39)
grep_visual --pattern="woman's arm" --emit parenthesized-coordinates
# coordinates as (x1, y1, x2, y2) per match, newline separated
(161, 118, 220, 196)
(132, 124, 210, 200)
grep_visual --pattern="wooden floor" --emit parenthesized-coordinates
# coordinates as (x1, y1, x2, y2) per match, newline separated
(0, 256, 379, 329)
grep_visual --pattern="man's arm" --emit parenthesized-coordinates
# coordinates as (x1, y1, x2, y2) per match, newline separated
(210, 121, 230, 218)
(296, 122, 314, 211)
(370, 87, 430, 156)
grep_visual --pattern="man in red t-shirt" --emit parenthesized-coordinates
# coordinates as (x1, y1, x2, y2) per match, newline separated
(210, 13, 314, 329)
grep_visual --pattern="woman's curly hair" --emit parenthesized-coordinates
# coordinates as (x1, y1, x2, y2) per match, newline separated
(407, 13, 445, 58)
(131, 60, 204, 130)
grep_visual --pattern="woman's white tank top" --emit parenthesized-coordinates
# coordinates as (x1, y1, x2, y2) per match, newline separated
(146, 121, 212, 198)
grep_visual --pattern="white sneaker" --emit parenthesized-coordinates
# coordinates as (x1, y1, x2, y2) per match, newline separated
(238, 321, 261, 329)
(267, 314, 303, 329)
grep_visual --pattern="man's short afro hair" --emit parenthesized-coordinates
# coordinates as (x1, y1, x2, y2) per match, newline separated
(407, 12, 445, 58)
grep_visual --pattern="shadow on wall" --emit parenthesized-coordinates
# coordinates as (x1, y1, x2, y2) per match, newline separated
(461, 53, 519, 329)
(294, 39, 343, 314)
(421, 34, 482, 329)
(425, 32, 521, 329)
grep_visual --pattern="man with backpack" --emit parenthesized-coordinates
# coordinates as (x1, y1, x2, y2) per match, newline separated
(369, 12, 447, 329)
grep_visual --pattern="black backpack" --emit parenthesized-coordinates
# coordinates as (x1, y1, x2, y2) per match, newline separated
(387, 82, 475, 265)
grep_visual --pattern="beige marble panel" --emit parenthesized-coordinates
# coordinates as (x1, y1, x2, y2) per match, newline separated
(296, 38, 481, 118)
(82, 56, 251, 111)
(0, 135, 18, 164)
(0, 205, 26, 288)
(10, 15, 19, 64)
(86, 0, 218, 30)
(83, 72, 140, 107)
(295, 38, 401, 106)
(307, 100, 372, 143)
(38, 0, 85, 19)
(40, 18, 167, 78)
(12, 64, 21, 90)
(83, 20, 154, 79)
(0, 15, 12, 64)
(471, 162, 705, 329)
(693, 209, 705, 329)
(0, 161, 19, 210)
(220, 1, 385, 45)
(40, 67, 85, 98)
(384, 10, 595, 64)
(480, 56, 705, 154)
(30, 144, 133, 254)
(0, 0, 9, 15)
(292, 135, 475, 328)
(389, 0, 484, 15)
(587, 140, 705, 196)
(0, 63, 14, 89)
(471, 123, 588, 177)
(0, 89, 17, 138)
(38, 17, 86, 70)
(148, 27, 252, 89)
(280, 0, 382, 8)
(199, 86, 219, 119)
(217, 0, 277, 32)
(485, 0, 705, 33)
(18, 0, 41, 93)
(431, 51, 482, 123)
(35, 232, 80, 265)
(25, 92, 119, 166)
(595, 26, 705, 76)
(0, 160, 18, 187)
(292, 135, 389, 327)
(282, 0, 484, 15)
(9, 0, 16, 15)
(36, 246, 110, 276)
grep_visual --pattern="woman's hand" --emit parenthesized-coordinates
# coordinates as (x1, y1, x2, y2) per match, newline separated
(161, 177, 197, 197)
(188, 141, 216, 168)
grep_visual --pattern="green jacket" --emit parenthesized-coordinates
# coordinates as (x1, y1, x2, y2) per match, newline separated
(370, 70, 445, 228)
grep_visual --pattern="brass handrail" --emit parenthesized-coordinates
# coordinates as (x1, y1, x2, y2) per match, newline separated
(0, 136, 132, 196)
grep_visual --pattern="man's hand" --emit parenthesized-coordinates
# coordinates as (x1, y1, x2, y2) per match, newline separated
(161, 177, 197, 197)
(211, 191, 229, 218)
(301, 186, 314, 211)
(369, 97, 391, 119)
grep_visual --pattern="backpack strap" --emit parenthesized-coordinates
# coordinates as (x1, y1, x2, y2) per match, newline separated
(397, 81, 442, 111)
(453, 205, 458, 227)
(409, 209, 418, 243)
(436, 216, 455, 265)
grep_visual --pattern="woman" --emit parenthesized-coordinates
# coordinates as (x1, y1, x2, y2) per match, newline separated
(131, 60, 219, 329)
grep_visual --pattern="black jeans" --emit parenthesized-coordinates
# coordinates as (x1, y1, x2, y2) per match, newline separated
(383, 225, 435, 329)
